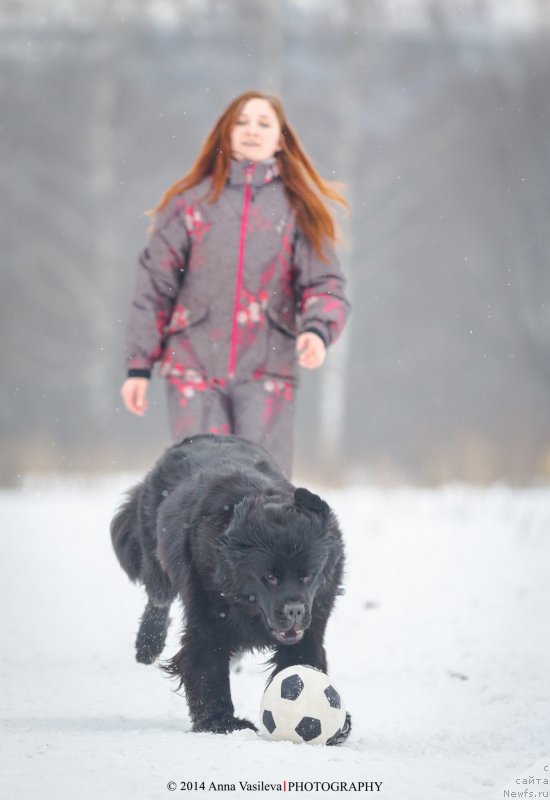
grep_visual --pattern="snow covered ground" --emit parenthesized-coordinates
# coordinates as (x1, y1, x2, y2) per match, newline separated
(1, 476, 549, 800)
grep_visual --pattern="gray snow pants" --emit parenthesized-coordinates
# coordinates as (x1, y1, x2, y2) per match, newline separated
(165, 372, 295, 477)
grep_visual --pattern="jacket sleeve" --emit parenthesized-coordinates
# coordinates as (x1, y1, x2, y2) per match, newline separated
(292, 229, 351, 347)
(125, 197, 189, 377)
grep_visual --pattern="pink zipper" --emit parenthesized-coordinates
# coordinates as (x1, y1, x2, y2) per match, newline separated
(228, 165, 254, 378)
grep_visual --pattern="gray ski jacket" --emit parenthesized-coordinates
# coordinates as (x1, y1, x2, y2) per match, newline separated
(125, 158, 351, 384)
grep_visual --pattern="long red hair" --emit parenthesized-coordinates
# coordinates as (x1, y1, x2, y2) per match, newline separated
(150, 91, 349, 261)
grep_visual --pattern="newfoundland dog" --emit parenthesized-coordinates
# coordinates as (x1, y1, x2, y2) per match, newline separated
(111, 434, 349, 741)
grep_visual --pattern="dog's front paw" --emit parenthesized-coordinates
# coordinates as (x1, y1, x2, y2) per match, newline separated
(135, 604, 170, 664)
(135, 635, 164, 664)
(326, 712, 352, 745)
(193, 714, 258, 735)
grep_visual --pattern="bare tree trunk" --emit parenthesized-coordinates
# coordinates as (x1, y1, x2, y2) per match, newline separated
(260, 0, 283, 93)
(318, 0, 363, 469)
(88, 4, 118, 428)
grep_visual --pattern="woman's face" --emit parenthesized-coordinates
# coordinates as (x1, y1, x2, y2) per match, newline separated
(230, 97, 283, 162)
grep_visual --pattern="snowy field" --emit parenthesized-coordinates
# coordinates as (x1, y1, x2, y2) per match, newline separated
(1, 476, 549, 800)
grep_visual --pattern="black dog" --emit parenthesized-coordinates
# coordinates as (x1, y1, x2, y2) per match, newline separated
(111, 434, 349, 740)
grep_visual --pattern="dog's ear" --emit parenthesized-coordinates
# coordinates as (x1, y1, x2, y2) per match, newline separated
(217, 497, 253, 550)
(294, 488, 330, 518)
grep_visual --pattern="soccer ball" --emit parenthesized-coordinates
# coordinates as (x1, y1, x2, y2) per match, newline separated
(260, 665, 346, 745)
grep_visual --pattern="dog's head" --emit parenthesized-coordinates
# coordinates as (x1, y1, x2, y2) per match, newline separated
(216, 488, 343, 645)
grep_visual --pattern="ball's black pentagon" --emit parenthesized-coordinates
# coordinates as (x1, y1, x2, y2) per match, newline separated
(324, 685, 341, 709)
(262, 709, 276, 734)
(295, 716, 322, 742)
(281, 674, 304, 701)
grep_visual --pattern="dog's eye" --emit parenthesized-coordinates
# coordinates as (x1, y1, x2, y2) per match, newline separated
(265, 574, 279, 586)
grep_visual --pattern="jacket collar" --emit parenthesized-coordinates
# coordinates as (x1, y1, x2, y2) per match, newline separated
(228, 157, 279, 188)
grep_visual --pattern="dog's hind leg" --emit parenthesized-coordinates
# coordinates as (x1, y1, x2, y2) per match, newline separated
(135, 600, 172, 664)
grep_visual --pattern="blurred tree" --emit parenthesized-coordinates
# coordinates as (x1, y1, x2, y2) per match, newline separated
(318, 0, 363, 468)
(88, 1, 119, 428)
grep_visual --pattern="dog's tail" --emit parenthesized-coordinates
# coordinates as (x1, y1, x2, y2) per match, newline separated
(110, 484, 143, 582)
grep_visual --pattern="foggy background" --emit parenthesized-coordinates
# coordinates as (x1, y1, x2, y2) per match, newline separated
(2, 0, 550, 485)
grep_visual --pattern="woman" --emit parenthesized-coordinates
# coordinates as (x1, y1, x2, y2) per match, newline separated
(121, 91, 351, 474)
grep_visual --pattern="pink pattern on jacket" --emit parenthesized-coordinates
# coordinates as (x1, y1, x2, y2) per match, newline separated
(125, 158, 351, 384)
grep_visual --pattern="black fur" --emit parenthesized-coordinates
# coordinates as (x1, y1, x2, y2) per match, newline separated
(111, 434, 349, 740)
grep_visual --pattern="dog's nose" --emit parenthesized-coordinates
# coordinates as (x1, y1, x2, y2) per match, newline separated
(283, 602, 305, 627)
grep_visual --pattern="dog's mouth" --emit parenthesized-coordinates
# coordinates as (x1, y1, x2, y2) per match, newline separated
(270, 626, 305, 645)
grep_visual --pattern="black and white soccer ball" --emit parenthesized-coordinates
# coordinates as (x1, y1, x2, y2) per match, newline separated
(260, 665, 347, 745)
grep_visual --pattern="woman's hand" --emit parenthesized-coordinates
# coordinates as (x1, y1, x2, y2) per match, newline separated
(296, 332, 326, 369)
(120, 377, 150, 416)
